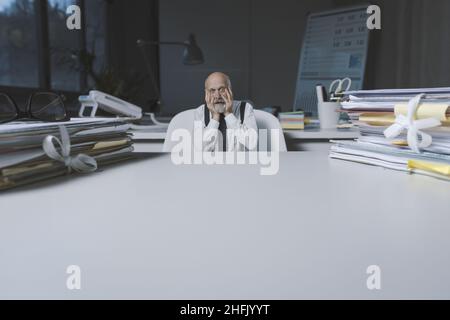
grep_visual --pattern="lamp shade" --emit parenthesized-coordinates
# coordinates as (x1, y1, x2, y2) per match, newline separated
(182, 34, 204, 65)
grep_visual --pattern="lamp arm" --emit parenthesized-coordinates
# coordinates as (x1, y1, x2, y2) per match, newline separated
(154, 41, 188, 47)
(137, 40, 188, 47)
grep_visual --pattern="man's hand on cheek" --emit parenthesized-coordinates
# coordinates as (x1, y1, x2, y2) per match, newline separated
(223, 88, 234, 116)
(205, 90, 221, 121)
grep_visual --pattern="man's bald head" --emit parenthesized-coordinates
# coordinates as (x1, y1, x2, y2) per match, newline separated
(205, 72, 232, 90)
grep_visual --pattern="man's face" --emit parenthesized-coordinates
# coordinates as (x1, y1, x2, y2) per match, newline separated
(205, 77, 228, 108)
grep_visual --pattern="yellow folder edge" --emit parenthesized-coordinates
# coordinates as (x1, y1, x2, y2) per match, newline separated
(358, 103, 449, 127)
(93, 139, 129, 150)
(395, 103, 449, 121)
(407, 160, 450, 177)
(359, 113, 450, 126)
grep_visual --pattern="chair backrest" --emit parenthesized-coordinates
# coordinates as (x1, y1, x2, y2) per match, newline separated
(163, 110, 195, 152)
(163, 108, 287, 152)
(253, 110, 287, 152)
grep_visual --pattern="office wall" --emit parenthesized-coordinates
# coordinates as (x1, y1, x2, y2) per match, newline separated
(249, 0, 334, 110)
(158, 0, 334, 115)
(158, 0, 252, 115)
(335, 0, 450, 89)
(159, 0, 450, 116)
(107, 0, 159, 110)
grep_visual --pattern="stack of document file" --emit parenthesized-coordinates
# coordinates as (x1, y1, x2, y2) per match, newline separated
(330, 87, 450, 181)
(340, 87, 450, 126)
(0, 118, 134, 191)
(279, 111, 305, 130)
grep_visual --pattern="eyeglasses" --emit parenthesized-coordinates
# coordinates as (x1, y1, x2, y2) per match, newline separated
(0, 92, 68, 124)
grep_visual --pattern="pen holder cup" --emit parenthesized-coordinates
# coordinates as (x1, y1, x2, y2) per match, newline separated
(318, 101, 340, 129)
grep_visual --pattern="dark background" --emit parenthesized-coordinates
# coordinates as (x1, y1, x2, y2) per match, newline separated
(1, 0, 449, 116)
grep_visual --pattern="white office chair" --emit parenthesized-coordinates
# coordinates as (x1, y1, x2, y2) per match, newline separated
(162, 110, 195, 152)
(163, 108, 287, 152)
(253, 110, 287, 152)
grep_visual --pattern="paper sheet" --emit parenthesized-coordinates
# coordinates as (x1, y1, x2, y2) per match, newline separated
(0, 118, 127, 135)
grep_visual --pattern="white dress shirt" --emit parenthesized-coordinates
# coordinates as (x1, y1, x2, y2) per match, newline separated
(194, 101, 258, 152)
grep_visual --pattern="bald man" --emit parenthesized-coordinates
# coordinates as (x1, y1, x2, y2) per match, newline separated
(194, 72, 258, 152)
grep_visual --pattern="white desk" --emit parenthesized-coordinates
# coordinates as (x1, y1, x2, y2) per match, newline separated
(284, 128, 360, 152)
(131, 128, 167, 153)
(131, 128, 360, 153)
(1, 152, 449, 299)
(284, 128, 360, 140)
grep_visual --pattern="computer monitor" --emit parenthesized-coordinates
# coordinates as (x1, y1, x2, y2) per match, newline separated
(293, 5, 371, 116)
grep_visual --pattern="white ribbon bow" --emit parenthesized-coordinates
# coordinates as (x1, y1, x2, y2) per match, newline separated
(384, 94, 442, 153)
(43, 126, 98, 173)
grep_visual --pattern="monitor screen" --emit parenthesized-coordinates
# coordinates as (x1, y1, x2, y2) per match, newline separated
(293, 5, 371, 116)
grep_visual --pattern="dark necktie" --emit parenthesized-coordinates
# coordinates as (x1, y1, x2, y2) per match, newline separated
(218, 114, 227, 152)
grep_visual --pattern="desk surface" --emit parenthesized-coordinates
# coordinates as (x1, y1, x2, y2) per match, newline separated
(284, 128, 360, 139)
(131, 127, 360, 141)
(1, 152, 449, 299)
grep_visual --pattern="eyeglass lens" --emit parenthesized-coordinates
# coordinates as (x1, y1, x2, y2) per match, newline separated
(29, 93, 66, 122)
(0, 93, 18, 123)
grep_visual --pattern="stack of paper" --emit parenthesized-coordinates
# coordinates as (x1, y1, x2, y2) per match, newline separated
(330, 87, 450, 181)
(341, 87, 450, 126)
(279, 111, 305, 130)
(0, 118, 134, 191)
